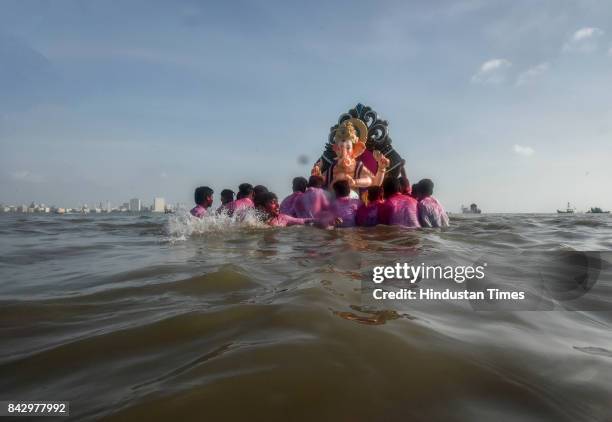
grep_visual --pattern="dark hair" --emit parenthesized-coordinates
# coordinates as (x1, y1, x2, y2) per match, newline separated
(417, 179, 434, 197)
(258, 192, 278, 208)
(399, 176, 410, 193)
(292, 177, 308, 193)
(308, 175, 324, 188)
(194, 186, 214, 205)
(253, 185, 269, 195)
(252, 186, 268, 208)
(382, 177, 400, 198)
(220, 189, 234, 203)
(411, 184, 419, 196)
(333, 180, 350, 198)
(367, 185, 383, 202)
(237, 183, 253, 199)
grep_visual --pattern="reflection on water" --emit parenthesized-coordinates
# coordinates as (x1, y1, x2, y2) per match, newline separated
(0, 212, 611, 421)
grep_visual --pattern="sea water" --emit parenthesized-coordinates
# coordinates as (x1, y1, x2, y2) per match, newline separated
(0, 212, 611, 420)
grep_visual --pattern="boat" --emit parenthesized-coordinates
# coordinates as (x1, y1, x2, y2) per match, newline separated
(557, 202, 575, 214)
(586, 207, 610, 214)
(461, 203, 481, 214)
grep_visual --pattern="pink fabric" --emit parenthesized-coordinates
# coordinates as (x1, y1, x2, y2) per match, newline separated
(294, 187, 330, 218)
(190, 205, 207, 218)
(356, 200, 384, 227)
(331, 197, 362, 228)
(418, 196, 449, 228)
(225, 197, 254, 215)
(268, 214, 312, 227)
(279, 192, 302, 216)
(379, 193, 420, 227)
(358, 150, 378, 175)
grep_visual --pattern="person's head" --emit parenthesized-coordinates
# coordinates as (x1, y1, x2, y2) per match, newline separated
(292, 177, 308, 193)
(333, 180, 351, 198)
(220, 189, 234, 205)
(367, 185, 384, 202)
(253, 185, 268, 196)
(417, 179, 434, 199)
(382, 177, 400, 198)
(399, 176, 411, 195)
(194, 186, 214, 208)
(308, 175, 325, 188)
(237, 183, 254, 200)
(252, 185, 269, 208)
(260, 192, 279, 217)
(411, 183, 419, 198)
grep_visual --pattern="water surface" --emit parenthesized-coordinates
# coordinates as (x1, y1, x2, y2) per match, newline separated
(0, 212, 611, 421)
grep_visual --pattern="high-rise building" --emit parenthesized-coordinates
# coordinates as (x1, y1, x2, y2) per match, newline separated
(129, 198, 141, 212)
(153, 197, 165, 212)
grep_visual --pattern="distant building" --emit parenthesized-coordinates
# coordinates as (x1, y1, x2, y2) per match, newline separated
(153, 197, 165, 212)
(129, 198, 141, 212)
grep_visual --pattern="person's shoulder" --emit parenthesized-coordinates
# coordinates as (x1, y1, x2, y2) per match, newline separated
(401, 194, 417, 203)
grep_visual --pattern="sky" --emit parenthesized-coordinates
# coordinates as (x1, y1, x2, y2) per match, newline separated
(1, 0, 611, 212)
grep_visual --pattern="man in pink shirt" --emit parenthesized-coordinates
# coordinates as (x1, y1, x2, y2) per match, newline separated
(279, 177, 307, 216)
(259, 192, 312, 227)
(330, 180, 362, 228)
(190, 186, 214, 218)
(294, 175, 330, 218)
(399, 176, 412, 196)
(356, 185, 385, 227)
(378, 177, 420, 228)
(415, 179, 449, 228)
(225, 183, 255, 216)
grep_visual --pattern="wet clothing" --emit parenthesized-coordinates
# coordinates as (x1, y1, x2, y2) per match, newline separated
(268, 214, 312, 227)
(294, 187, 330, 218)
(279, 192, 303, 216)
(190, 204, 208, 218)
(418, 196, 449, 228)
(356, 200, 384, 227)
(331, 197, 362, 228)
(379, 193, 420, 228)
(225, 197, 254, 216)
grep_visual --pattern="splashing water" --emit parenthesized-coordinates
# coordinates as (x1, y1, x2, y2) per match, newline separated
(165, 208, 268, 240)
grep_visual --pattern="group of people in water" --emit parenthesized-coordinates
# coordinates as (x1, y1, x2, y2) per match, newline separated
(189, 174, 449, 229)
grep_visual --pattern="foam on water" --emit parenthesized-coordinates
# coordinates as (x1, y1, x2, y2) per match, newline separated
(165, 208, 268, 240)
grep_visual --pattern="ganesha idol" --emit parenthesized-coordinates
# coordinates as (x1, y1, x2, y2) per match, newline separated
(311, 104, 406, 195)
(312, 118, 389, 191)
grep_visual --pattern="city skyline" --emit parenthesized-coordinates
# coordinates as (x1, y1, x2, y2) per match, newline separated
(0, 196, 181, 213)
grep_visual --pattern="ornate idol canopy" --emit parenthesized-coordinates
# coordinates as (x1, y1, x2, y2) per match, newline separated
(316, 103, 405, 179)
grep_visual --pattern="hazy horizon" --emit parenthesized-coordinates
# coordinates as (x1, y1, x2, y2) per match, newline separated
(1, 0, 612, 213)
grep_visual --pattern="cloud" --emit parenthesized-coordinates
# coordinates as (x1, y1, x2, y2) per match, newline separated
(513, 144, 535, 156)
(515, 62, 549, 87)
(563, 27, 604, 53)
(9, 170, 44, 183)
(471, 58, 512, 84)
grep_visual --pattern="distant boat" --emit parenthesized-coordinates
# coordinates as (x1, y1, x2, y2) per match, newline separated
(586, 207, 610, 214)
(557, 202, 575, 214)
(461, 203, 481, 214)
